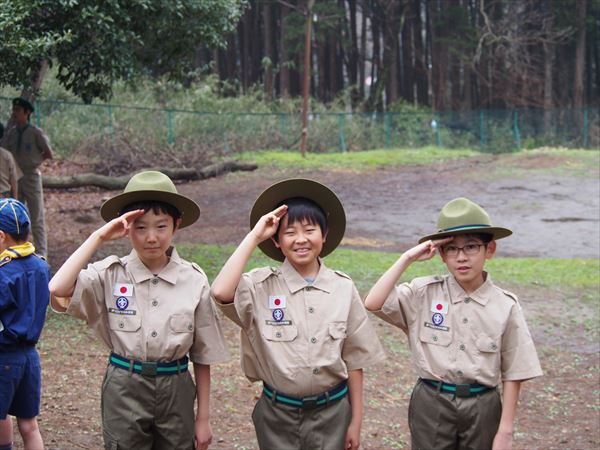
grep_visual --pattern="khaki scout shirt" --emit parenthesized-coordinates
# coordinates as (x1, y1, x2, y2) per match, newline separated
(1, 124, 51, 173)
(0, 147, 20, 194)
(215, 259, 386, 397)
(54, 248, 229, 365)
(374, 273, 542, 387)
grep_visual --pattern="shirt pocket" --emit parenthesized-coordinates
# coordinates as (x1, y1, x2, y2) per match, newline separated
(419, 329, 452, 347)
(169, 314, 194, 333)
(475, 333, 500, 353)
(475, 333, 501, 382)
(108, 314, 141, 333)
(262, 325, 299, 342)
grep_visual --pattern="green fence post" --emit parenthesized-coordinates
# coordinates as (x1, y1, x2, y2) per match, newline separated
(479, 110, 486, 152)
(384, 113, 392, 148)
(338, 114, 347, 152)
(513, 110, 521, 150)
(434, 114, 442, 147)
(166, 109, 174, 146)
(583, 108, 589, 148)
(34, 100, 41, 127)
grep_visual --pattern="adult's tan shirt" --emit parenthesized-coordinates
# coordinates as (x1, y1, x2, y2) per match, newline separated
(215, 259, 386, 397)
(374, 273, 542, 387)
(0, 147, 20, 194)
(52, 248, 230, 365)
(1, 124, 51, 173)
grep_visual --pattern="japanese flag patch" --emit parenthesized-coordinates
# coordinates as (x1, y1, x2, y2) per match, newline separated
(113, 283, 134, 297)
(431, 299, 449, 314)
(269, 295, 286, 309)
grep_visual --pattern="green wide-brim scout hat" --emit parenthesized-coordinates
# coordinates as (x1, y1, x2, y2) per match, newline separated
(418, 197, 512, 243)
(250, 178, 346, 262)
(100, 171, 200, 228)
(12, 97, 34, 113)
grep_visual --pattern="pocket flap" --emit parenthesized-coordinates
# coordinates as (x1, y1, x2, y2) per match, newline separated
(263, 325, 298, 342)
(108, 314, 141, 332)
(169, 314, 194, 333)
(328, 322, 347, 339)
(475, 334, 500, 353)
(419, 329, 452, 347)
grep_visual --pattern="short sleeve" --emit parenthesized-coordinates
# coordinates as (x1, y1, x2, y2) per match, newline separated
(372, 282, 417, 332)
(214, 273, 256, 330)
(342, 284, 386, 370)
(189, 281, 230, 365)
(501, 303, 543, 381)
(35, 128, 52, 156)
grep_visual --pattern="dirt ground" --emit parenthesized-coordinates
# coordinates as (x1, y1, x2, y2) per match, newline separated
(9, 151, 600, 449)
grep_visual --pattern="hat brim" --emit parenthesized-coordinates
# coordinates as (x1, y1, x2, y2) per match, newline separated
(418, 226, 512, 244)
(100, 190, 200, 229)
(250, 179, 346, 261)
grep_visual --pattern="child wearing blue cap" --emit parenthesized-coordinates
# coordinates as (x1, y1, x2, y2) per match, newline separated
(0, 199, 51, 450)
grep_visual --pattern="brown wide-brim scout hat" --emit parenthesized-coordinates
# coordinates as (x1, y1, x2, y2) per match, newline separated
(250, 178, 346, 262)
(100, 171, 200, 228)
(418, 197, 512, 243)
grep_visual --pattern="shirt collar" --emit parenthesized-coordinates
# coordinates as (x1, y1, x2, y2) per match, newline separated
(447, 271, 493, 306)
(123, 247, 181, 285)
(280, 258, 333, 294)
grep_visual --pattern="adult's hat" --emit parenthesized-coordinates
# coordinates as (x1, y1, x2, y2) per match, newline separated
(0, 198, 31, 235)
(250, 178, 346, 261)
(12, 97, 34, 113)
(100, 171, 200, 228)
(418, 197, 512, 243)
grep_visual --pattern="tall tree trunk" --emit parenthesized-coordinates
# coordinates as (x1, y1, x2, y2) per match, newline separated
(348, 0, 360, 105)
(22, 59, 49, 101)
(401, 1, 415, 103)
(573, 0, 587, 109)
(359, 0, 368, 101)
(263, 2, 274, 101)
(279, 3, 291, 98)
(430, 0, 448, 111)
(543, 0, 554, 132)
(383, 1, 402, 106)
(414, 0, 428, 105)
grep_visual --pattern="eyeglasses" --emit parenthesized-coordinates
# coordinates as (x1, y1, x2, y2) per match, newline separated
(442, 243, 485, 257)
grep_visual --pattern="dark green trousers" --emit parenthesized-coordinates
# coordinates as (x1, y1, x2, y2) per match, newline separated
(252, 392, 352, 450)
(409, 379, 502, 450)
(101, 365, 196, 450)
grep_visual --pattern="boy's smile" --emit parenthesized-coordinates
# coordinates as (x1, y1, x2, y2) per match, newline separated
(439, 235, 496, 293)
(274, 216, 326, 278)
(128, 210, 180, 273)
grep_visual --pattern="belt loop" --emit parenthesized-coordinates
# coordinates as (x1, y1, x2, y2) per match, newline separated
(325, 391, 330, 406)
(128, 358, 134, 376)
(177, 359, 181, 374)
(271, 388, 277, 406)
(436, 380, 442, 393)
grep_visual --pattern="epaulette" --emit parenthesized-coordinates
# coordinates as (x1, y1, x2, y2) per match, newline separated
(411, 275, 446, 290)
(33, 253, 46, 261)
(190, 262, 208, 277)
(249, 266, 278, 283)
(95, 255, 123, 270)
(0, 255, 11, 268)
(333, 269, 351, 280)
(500, 288, 519, 304)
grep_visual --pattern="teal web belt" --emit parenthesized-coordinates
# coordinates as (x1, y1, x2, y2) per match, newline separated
(109, 352, 188, 377)
(263, 381, 348, 410)
(420, 378, 495, 398)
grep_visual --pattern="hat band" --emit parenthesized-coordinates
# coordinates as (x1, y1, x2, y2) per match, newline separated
(440, 224, 491, 232)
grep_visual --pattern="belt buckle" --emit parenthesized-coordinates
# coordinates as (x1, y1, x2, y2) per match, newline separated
(455, 384, 471, 398)
(140, 361, 157, 377)
(301, 395, 319, 410)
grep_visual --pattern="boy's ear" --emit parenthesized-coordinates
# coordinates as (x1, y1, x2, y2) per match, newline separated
(174, 217, 182, 232)
(485, 240, 497, 259)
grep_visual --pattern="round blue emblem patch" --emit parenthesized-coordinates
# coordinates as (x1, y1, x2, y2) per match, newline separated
(116, 296, 129, 310)
(432, 312, 444, 326)
(272, 308, 284, 322)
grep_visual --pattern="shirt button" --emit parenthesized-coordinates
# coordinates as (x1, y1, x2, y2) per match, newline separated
(432, 335, 438, 342)
(464, 297, 471, 303)
(491, 343, 498, 350)
(457, 370, 464, 377)
(152, 278, 159, 285)
(462, 317, 468, 324)
(459, 344, 466, 351)
(308, 307, 315, 313)
(151, 331, 157, 337)
(275, 331, 282, 338)
(188, 324, 193, 331)
(119, 322, 124, 328)
(312, 368, 320, 374)
(152, 300, 158, 307)
(310, 337, 317, 343)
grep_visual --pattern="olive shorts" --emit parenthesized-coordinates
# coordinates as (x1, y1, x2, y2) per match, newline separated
(101, 365, 196, 450)
(252, 392, 352, 450)
(409, 379, 502, 450)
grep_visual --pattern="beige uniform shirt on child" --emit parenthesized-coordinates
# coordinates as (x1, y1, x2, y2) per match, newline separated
(374, 273, 542, 387)
(54, 248, 229, 365)
(0, 147, 20, 196)
(216, 258, 386, 397)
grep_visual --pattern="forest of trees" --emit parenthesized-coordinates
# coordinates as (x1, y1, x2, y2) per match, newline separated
(200, 0, 598, 111)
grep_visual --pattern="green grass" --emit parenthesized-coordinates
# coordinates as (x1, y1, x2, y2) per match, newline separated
(177, 244, 599, 294)
(233, 147, 479, 170)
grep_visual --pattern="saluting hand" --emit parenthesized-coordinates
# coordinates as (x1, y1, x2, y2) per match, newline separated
(96, 209, 145, 242)
(404, 237, 453, 262)
(250, 204, 288, 243)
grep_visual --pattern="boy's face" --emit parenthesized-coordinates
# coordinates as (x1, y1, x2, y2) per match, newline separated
(274, 216, 326, 274)
(439, 234, 496, 293)
(11, 105, 30, 125)
(128, 209, 179, 269)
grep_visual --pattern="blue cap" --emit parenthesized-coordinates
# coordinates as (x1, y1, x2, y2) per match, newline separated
(0, 198, 31, 235)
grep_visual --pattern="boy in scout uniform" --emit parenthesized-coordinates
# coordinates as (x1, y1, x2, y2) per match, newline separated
(0, 124, 20, 199)
(0, 98, 53, 256)
(211, 178, 386, 450)
(49, 171, 229, 450)
(0, 199, 50, 450)
(364, 197, 543, 450)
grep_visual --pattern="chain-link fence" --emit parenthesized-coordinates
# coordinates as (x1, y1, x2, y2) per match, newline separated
(1, 97, 598, 158)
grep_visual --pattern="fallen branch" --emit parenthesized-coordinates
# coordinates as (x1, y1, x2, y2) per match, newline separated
(42, 161, 257, 190)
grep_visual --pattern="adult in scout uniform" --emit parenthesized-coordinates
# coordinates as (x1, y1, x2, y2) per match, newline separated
(211, 178, 386, 450)
(49, 171, 229, 450)
(0, 98, 53, 256)
(364, 197, 543, 450)
(0, 123, 20, 198)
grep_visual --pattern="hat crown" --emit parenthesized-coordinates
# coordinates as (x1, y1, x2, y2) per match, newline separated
(437, 198, 492, 231)
(0, 198, 30, 235)
(124, 171, 178, 195)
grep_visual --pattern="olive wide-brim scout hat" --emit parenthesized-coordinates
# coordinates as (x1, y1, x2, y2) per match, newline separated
(12, 97, 34, 113)
(250, 178, 346, 261)
(100, 171, 200, 228)
(418, 197, 512, 243)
